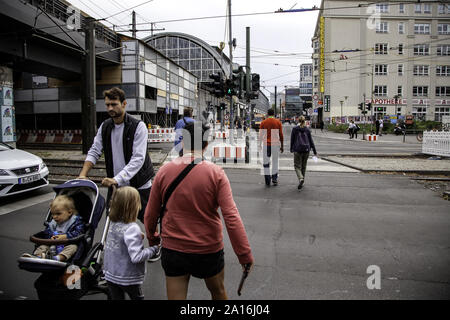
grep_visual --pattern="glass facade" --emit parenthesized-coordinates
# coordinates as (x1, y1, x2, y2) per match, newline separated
(146, 35, 227, 82)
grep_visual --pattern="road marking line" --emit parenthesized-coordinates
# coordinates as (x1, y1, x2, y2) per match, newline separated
(0, 192, 54, 216)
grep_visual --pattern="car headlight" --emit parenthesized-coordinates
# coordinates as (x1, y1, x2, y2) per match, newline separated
(39, 162, 47, 171)
(0, 169, 10, 176)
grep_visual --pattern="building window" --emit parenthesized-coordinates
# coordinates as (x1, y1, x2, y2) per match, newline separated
(438, 4, 450, 14)
(397, 86, 403, 96)
(398, 64, 403, 76)
(375, 64, 388, 75)
(413, 65, 429, 76)
(413, 86, 428, 97)
(437, 45, 450, 56)
(435, 107, 450, 121)
(413, 107, 427, 120)
(376, 21, 389, 33)
(414, 24, 430, 34)
(398, 44, 404, 55)
(436, 65, 450, 76)
(414, 4, 421, 13)
(423, 4, 431, 13)
(436, 86, 450, 97)
(375, 43, 388, 54)
(398, 23, 405, 34)
(374, 85, 388, 96)
(399, 3, 404, 13)
(414, 44, 429, 55)
(376, 3, 389, 13)
(438, 24, 450, 35)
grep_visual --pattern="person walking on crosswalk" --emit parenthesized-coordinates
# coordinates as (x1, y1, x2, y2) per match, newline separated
(290, 116, 318, 190)
(259, 109, 284, 186)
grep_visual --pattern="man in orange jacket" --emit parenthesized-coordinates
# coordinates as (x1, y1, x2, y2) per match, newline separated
(259, 109, 284, 186)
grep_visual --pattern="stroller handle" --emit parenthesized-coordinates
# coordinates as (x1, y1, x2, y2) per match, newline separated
(105, 185, 117, 213)
(30, 234, 85, 246)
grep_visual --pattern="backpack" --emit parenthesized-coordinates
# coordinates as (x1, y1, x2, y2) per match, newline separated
(293, 128, 311, 153)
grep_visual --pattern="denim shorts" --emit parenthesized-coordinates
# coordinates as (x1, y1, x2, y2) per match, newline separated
(161, 247, 224, 279)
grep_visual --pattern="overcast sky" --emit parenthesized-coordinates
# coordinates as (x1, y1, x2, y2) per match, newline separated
(68, 0, 321, 95)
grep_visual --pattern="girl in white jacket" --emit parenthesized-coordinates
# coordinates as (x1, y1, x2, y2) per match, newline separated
(103, 186, 159, 300)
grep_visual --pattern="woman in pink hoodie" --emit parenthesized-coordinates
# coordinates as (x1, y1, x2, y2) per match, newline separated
(144, 122, 254, 300)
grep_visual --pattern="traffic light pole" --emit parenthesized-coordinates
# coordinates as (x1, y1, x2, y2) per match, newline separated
(246, 27, 251, 129)
(362, 94, 366, 140)
(228, 0, 234, 130)
(81, 17, 97, 154)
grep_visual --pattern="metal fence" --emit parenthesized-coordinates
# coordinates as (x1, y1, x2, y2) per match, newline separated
(422, 131, 450, 157)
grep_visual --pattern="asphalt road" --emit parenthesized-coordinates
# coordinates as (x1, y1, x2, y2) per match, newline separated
(1, 166, 449, 300)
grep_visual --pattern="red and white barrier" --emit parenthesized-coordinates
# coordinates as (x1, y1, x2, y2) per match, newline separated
(367, 134, 377, 141)
(212, 143, 246, 163)
(17, 130, 82, 144)
(215, 131, 229, 139)
(148, 128, 175, 143)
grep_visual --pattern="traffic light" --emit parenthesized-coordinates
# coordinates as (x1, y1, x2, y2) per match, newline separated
(376, 106, 383, 111)
(366, 102, 372, 111)
(247, 73, 260, 100)
(209, 73, 225, 98)
(225, 78, 237, 96)
(225, 68, 245, 98)
(358, 103, 364, 110)
(251, 73, 260, 91)
(219, 103, 226, 110)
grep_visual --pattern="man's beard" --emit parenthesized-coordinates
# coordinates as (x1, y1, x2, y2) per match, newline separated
(108, 110, 123, 118)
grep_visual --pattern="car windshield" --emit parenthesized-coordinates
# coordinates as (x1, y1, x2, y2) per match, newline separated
(0, 142, 14, 151)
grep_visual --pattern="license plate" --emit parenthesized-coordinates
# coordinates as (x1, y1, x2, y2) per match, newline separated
(19, 174, 40, 184)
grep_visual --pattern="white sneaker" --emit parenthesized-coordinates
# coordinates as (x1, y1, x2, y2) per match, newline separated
(148, 245, 161, 262)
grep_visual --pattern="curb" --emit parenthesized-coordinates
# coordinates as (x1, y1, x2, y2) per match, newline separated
(311, 132, 421, 145)
(322, 156, 450, 176)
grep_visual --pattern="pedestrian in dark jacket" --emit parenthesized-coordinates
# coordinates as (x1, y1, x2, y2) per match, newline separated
(290, 116, 318, 190)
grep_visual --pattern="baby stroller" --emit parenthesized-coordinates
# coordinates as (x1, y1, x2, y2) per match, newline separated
(17, 179, 112, 300)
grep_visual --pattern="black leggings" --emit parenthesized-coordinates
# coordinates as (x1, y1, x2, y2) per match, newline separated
(107, 281, 144, 300)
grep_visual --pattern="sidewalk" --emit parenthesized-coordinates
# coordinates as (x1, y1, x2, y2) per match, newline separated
(310, 129, 421, 144)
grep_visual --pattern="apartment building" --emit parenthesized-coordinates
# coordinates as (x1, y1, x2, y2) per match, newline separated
(312, 0, 450, 122)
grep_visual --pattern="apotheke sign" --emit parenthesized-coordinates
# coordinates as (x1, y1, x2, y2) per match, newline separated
(365, 98, 406, 105)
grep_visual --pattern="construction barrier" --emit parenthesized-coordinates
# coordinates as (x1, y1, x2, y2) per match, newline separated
(17, 130, 82, 144)
(148, 128, 175, 143)
(17, 128, 177, 144)
(422, 131, 450, 157)
(367, 134, 377, 142)
(211, 143, 246, 163)
(214, 131, 230, 139)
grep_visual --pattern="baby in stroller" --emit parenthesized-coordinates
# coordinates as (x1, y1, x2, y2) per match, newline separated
(22, 195, 85, 261)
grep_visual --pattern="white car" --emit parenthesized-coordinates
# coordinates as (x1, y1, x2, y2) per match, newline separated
(0, 142, 49, 197)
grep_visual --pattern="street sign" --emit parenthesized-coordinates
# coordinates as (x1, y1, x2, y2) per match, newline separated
(313, 94, 319, 101)
(224, 114, 230, 120)
(324, 95, 330, 112)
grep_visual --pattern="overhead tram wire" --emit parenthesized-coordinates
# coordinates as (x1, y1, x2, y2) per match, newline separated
(96, 0, 155, 22)
(3, 1, 430, 37)
(110, 1, 425, 27)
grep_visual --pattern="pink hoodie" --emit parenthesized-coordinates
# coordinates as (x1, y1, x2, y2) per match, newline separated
(144, 156, 253, 265)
